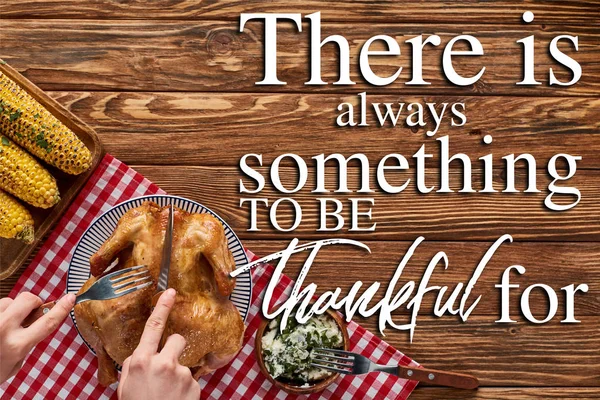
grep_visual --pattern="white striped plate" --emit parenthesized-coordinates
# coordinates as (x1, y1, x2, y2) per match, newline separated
(67, 195, 252, 354)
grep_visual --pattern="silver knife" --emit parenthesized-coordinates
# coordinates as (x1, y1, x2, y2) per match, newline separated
(152, 203, 173, 306)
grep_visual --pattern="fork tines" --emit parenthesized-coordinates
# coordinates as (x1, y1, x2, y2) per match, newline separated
(311, 348, 354, 375)
(104, 265, 152, 294)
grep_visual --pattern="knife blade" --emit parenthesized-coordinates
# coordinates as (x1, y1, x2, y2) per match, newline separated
(152, 203, 173, 306)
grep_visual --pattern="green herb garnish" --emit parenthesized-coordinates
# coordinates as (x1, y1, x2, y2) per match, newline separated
(9, 109, 21, 121)
(0, 101, 9, 115)
(262, 312, 343, 384)
(36, 138, 50, 150)
(1, 137, 10, 146)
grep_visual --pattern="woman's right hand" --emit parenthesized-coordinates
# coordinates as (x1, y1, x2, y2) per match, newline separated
(117, 289, 200, 400)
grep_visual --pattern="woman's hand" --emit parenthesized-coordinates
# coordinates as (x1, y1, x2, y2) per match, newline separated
(0, 292, 76, 383)
(117, 289, 200, 400)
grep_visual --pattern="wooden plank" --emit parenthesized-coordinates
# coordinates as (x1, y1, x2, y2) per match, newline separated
(4, 240, 597, 313)
(1, 21, 598, 95)
(0, 242, 42, 297)
(360, 315, 599, 386)
(133, 165, 600, 241)
(410, 387, 600, 399)
(47, 91, 600, 169)
(245, 240, 600, 316)
(4, 245, 597, 386)
(2, 1, 600, 24)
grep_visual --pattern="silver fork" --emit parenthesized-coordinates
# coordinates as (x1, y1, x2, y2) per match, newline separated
(23, 265, 153, 327)
(312, 348, 479, 390)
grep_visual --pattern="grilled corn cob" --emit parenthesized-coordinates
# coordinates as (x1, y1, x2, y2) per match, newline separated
(0, 135, 60, 208)
(0, 189, 34, 243)
(0, 70, 91, 175)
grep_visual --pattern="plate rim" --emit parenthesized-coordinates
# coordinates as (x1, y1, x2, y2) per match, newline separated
(67, 194, 252, 356)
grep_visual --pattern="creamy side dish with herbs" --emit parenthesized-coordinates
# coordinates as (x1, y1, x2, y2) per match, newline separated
(261, 313, 343, 384)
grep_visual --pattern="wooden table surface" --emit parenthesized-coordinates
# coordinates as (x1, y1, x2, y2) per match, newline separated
(1, 1, 599, 398)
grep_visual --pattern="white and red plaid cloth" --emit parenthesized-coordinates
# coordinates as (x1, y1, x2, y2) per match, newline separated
(0, 154, 418, 399)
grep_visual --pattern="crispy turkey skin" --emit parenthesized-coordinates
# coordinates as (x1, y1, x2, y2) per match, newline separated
(74, 201, 245, 385)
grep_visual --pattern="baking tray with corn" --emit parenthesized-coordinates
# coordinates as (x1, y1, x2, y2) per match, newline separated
(0, 60, 103, 281)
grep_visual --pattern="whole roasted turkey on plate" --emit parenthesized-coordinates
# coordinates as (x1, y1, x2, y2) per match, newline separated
(74, 201, 245, 385)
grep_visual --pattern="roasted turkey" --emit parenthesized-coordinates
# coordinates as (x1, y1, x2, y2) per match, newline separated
(74, 201, 245, 386)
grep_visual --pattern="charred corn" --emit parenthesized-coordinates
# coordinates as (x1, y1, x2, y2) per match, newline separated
(0, 70, 92, 175)
(0, 189, 34, 244)
(0, 135, 60, 208)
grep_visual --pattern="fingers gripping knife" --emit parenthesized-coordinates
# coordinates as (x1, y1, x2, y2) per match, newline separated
(151, 203, 174, 348)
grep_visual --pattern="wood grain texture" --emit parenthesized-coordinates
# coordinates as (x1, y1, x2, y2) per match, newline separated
(2, 1, 600, 24)
(1, 1, 598, 395)
(132, 165, 600, 241)
(246, 240, 600, 316)
(410, 387, 600, 399)
(363, 315, 600, 387)
(1, 20, 598, 95)
(46, 91, 600, 168)
(2, 242, 597, 386)
(0, 239, 44, 297)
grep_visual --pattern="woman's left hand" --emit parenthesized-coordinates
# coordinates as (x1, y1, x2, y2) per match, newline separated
(0, 292, 76, 383)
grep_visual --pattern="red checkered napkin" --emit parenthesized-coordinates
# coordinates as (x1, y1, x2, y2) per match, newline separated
(1, 154, 419, 400)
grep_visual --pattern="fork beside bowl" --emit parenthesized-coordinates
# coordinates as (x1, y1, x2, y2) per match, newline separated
(313, 347, 479, 390)
(255, 306, 350, 395)
(255, 305, 479, 394)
